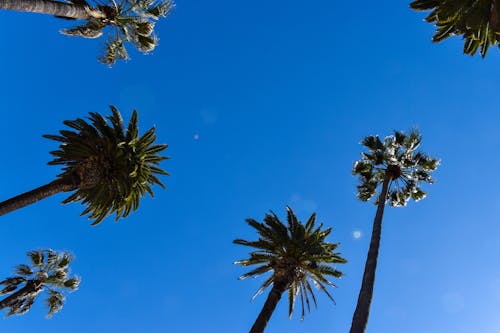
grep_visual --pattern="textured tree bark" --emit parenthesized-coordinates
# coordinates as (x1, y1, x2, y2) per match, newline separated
(349, 174, 391, 333)
(0, 280, 42, 310)
(0, 178, 76, 217)
(249, 279, 288, 333)
(0, 0, 92, 19)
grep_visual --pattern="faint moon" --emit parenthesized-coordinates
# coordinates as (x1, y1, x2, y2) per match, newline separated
(353, 230, 362, 239)
(193, 133, 200, 140)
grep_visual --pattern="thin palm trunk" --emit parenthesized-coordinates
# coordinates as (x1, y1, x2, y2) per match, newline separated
(349, 174, 391, 333)
(0, 0, 92, 19)
(0, 178, 76, 216)
(249, 279, 288, 333)
(0, 280, 41, 310)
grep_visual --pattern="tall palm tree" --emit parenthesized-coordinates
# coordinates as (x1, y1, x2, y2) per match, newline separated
(0, 249, 80, 317)
(0, 105, 168, 224)
(349, 129, 439, 333)
(234, 207, 347, 333)
(0, 0, 174, 65)
(410, 0, 500, 57)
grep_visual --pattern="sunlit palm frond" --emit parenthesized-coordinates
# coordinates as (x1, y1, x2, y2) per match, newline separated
(234, 207, 346, 319)
(57, 0, 174, 65)
(0, 250, 79, 317)
(60, 19, 105, 38)
(410, 0, 500, 57)
(353, 128, 439, 207)
(43, 105, 169, 224)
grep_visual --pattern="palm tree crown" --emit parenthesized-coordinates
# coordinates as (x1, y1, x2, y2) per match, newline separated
(0, 249, 80, 317)
(410, 0, 500, 57)
(43, 105, 169, 224)
(234, 207, 346, 321)
(353, 129, 439, 207)
(60, 0, 174, 65)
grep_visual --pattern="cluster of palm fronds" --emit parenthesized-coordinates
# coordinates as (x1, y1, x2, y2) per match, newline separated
(60, 0, 173, 64)
(0, 250, 79, 317)
(353, 130, 439, 206)
(411, 0, 500, 57)
(234, 207, 346, 321)
(44, 106, 168, 224)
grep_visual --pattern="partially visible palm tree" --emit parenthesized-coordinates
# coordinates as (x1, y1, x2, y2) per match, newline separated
(349, 129, 439, 333)
(410, 0, 500, 57)
(0, 0, 174, 65)
(0, 105, 168, 224)
(234, 207, 347, 333)
(0, 249, 80, 317)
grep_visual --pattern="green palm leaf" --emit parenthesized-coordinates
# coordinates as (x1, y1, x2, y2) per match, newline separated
(57, 0, 174, 65)
(234, 207, 346, 322)
(353, 128, 439, 207)
(0, 250, 80, 317)
(410, 0, 500, 57)
(44, 105, 169, 224)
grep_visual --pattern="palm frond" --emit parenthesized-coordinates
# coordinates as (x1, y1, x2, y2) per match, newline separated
(353, 128, 438, 207)
(1, 250, 79, 318)
(44, 106, 168, 224)
(410, 0, 500, 57)
(234, 207, 346, 320)
(60, 20, 105, 38)
(250, 275, 274, 301)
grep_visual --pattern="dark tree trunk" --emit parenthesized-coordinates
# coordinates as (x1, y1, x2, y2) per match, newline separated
(349, 174, 391, 333)
(0, 280, 41, 310)
(0, 178, 76, 217)
(0, 0, 92, 19)
(249, 279, 288, 333)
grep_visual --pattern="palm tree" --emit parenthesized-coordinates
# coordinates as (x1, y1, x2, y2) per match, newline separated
(234, 207, 347, 333)
(0, 105, 168, 224)
(349, 129, 439, 333)
(410, 0, 500, 57)
(0, 249, 80, 317)
(0, 0, 174, 65)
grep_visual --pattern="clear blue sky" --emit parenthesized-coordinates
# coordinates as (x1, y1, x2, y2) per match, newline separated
(1, 1, 500, 332)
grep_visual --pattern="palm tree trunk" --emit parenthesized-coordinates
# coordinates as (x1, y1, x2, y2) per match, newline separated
(0, 0, 92, 19)
(349, 174, 391, 333)
(0, 178, 75, 217)
(0, 280, 41, 310)
(249, 279, 288, 333)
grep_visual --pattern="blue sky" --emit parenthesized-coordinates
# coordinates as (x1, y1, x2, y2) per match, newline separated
(1, 1, 500, 332)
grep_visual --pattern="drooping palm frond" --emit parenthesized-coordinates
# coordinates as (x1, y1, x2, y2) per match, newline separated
(410, 0, 500, 57)
(59, 0, 174, 65)
(234, 207, 346, 320)
(353, 129, 439, 207)
(60, 19, 105, 38)
(0, 250, 80, 317)
(43, 105, 169, 224)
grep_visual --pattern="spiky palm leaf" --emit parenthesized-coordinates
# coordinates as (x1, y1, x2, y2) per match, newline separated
(0, 250, 80, 317)
(410, 0, 500, 57)
(43, 105, 168, 224)
(234, 207, 346, 320)
(0, 0, 173, 65)
(59, 0, 174, 65)
(353, 129, 439, 207)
